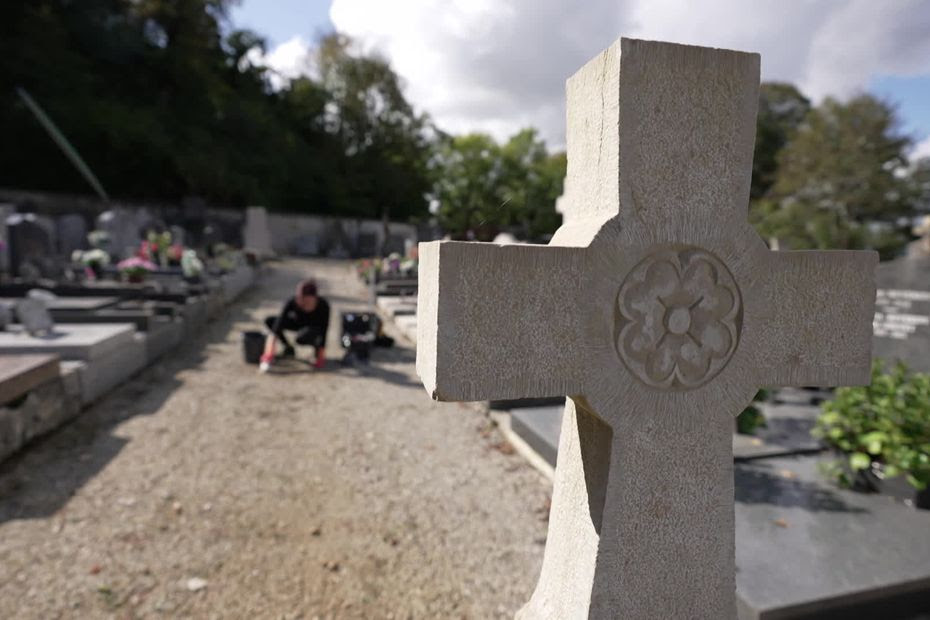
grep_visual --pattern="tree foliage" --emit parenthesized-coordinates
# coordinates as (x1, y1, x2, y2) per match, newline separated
(0, 1, 434, 220)
(432, 129, 565, 241)
(751, 83, 810, 199)
(751, 94, 918, 257)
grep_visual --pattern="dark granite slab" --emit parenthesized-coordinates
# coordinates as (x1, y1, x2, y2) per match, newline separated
(735, 454, 930, 619)
(873, 256, 930, 373)
(510, 406, 562, 466)
(505, 401, 930, 619)
(509, 398, 826, 466)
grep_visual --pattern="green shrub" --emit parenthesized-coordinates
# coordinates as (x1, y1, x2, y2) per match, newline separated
(813, 361, 930, 490)
(737, 389, 769, 435)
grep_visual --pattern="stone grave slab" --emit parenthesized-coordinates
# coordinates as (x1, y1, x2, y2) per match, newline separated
(117, 299, 179, 317)
(510, 396, 826, 468)
(376, 296, 417, 317)
(735, 453, 930, 619)
(221, 264, 255, 303)
(504, 405, 930, 618)
(0, 323, 135, 360)
(60, 334, 146, 405)
(510, 405, 562, 467)
(417, 38, 877, 618)
(0, 354, 60, 406)
(0, 296, 120, 312)
(139, 316, 184, 364)
(50, 309, 158, 331)
(181, 296, 208, 339)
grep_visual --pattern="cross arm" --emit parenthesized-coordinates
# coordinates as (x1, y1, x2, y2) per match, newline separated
(416, 241, 587, 402)
(754, 249, 878, 387)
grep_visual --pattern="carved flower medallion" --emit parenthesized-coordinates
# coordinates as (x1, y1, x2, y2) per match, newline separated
(616, 246, 742, 390)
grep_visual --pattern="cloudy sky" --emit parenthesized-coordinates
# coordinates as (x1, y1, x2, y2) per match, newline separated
(232, 0, 930, 158)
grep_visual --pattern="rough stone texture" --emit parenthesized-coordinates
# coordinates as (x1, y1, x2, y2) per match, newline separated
(417, 38, 877, 619)
(0, 354, 60, 406)
(0, 373, 77, 462)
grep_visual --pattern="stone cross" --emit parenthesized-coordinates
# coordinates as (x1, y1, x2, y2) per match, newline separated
(416, 38, 877, 619)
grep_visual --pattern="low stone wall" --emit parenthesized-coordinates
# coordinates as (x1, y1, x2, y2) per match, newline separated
(264, 212, 416, 257)
(0, 366, 82, 462)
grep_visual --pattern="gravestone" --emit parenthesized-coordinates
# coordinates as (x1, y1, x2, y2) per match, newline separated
(15, 296, 54, 336)
(6, 213, 53, 278)
(57, 213, 88, 257)
(97, 209, 141, 259)
(0, 203, 13, 274)
(169, 225, 186, 248)
(416, 38, 877, 619)
(872, 255, 930, 372)
(243, 206, 273, 255)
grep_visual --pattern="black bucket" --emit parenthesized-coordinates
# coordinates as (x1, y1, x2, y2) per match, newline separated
(242, 331, 266, 365)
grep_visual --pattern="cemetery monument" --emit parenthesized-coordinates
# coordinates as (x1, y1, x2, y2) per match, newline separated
(416, 38, 878, 618)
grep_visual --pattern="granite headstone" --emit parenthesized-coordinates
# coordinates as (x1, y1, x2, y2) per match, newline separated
(872, 255, 930, 372)
(6, 213, 53, 278)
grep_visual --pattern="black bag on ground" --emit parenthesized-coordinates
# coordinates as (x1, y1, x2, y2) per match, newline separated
(341, 312, 376, 362)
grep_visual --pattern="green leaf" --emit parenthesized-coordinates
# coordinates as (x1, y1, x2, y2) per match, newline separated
(849, 452, 871, 471)
(906, 474, 928, 491)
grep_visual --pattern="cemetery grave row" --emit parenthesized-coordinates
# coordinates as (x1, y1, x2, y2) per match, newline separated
(0, 205, 266, 464)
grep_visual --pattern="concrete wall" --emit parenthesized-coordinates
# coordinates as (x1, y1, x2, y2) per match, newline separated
(0, 189, 417, 259)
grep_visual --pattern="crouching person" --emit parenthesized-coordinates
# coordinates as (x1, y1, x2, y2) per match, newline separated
(259, 279, 330, 373)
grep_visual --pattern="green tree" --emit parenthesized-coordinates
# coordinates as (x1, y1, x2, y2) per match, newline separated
(316, 34, 435, 221)
(433, 129, 565, 240)
(752, 95, 915, 257)
(498, 129, 565, 240)
(751, 83, 810, 199)
(433, 133, 504, 239)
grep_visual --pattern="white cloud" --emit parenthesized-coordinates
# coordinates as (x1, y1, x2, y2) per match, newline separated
(245, 35, 314, 90)
(324, 0, 930, 146)
(914, 136, 930, 161)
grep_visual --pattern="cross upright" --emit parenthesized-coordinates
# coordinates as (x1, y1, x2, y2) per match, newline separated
(416, 38, 877, 619)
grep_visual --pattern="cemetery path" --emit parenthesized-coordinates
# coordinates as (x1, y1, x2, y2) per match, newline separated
(0, 259, 549, 619)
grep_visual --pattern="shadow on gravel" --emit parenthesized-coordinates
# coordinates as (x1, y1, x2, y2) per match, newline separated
(0, 261, 422, 523)
(0, 277, 267, 524)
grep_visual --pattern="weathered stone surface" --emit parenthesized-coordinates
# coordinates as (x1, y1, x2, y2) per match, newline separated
(0, 296, 119, 312)
(139, 317, 184, 364)
(0, 354, 60, 406)
(0, 373, 74, 462)
(0, 323, 135, 360)
(416, 37, 877, 619)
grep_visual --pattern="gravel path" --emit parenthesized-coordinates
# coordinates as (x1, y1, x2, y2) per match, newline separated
(0, 259, 550, 619)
